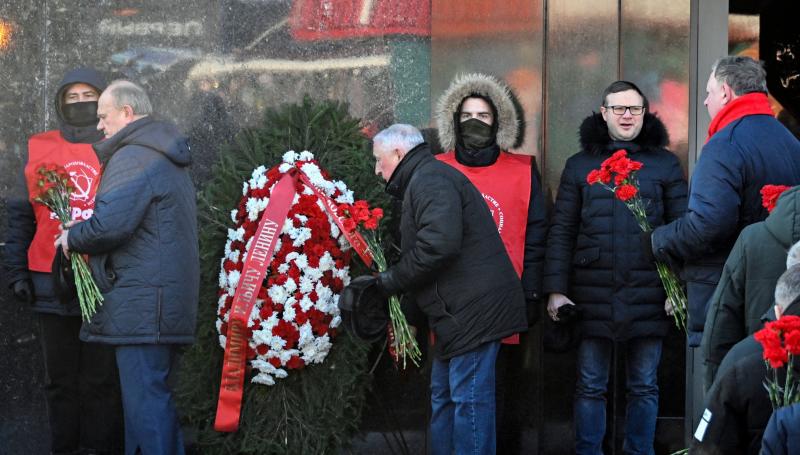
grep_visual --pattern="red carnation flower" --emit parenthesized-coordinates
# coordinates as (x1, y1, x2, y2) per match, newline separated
(784, 330, 800, 356)
(286, 355, 305, 370)
(761, 184, 792, 213)
(615, 184, 638, 202)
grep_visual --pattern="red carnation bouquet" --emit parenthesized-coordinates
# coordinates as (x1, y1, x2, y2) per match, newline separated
(754, 314, 800, 409)
(761, 184, 793, 213)
(33, 164, 103, 321)
(586, 150, 687, 331)
(339, 200, 422, 368)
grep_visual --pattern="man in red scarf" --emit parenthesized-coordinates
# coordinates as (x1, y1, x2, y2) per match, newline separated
(648, 55, 800, 431)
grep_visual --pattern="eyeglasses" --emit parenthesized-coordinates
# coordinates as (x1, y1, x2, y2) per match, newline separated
(604, 105, 645, 116)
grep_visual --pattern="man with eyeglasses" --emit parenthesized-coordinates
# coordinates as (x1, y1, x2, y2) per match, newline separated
(647, 55, 800, 428)
(544, 80, 687, 454)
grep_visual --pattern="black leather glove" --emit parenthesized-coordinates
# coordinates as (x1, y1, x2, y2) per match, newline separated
(374, 272, 392, 298)
(12, 279, 34, 305)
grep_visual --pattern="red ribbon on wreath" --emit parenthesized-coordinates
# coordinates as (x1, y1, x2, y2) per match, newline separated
(214, 169, 373, 432)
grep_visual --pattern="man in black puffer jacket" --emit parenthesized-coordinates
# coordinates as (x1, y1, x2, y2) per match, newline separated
(370, 124, 526, 455)
(56, 80, 198, 455)
(544, 81, 687, 454)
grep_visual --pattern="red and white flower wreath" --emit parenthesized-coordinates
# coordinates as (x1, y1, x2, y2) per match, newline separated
(216, 151, 354, 386)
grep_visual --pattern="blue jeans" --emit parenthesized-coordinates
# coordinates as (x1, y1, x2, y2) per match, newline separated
(574, 337, 662, 455)
(116, 345, 184, 455)
(430, 341, 500, 455)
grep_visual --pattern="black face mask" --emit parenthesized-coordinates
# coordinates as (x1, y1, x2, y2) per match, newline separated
(61, 101, 98, 127)
(459, 118, 494, 150)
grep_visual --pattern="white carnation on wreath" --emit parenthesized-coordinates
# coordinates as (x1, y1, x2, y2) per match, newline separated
(216, 151, 353, 386)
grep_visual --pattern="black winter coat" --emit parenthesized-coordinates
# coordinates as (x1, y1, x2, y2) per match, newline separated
(4, 67, 107, 316)
(379, 143, 527, 359)
(702, 186, 800, 374)
(692, 350, 799, 455)
(651, 113, 800, 345)
(543, 113, 687, 340)
(68, 117, 199, 345)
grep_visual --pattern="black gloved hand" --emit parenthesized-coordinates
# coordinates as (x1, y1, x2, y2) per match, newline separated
(640, 231, 655, 263)
(12, 279, 34, 305)
(374, 272, 392, 298)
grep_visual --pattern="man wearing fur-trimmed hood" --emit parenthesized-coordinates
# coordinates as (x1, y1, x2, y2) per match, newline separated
(435, 72, 548, 453)
(544, 81, 687, 454)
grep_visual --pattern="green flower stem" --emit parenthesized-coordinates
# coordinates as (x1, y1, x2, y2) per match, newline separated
(364, 231, 422, 368)
(71, 253, 104, 321)
(35, 168, 105, 322)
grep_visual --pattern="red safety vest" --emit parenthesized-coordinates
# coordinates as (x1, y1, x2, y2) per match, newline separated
(438, 151, 533, 344)
(24, 130, 101, 272)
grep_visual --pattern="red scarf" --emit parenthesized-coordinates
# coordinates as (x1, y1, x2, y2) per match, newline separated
(706, 92, 773, 141)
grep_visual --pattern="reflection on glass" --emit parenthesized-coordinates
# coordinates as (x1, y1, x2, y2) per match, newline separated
(544, 0, 617, 192)
(622, 0, 691, 173)
(431, 0, 544, 157)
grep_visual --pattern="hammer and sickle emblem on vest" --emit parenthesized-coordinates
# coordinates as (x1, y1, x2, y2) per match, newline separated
(69, 169, 93, 201)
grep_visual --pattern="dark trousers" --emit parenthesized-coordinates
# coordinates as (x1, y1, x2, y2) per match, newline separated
(37, 313, 123, 454)
(496, 343, 524, 454)
(115, 345, 184, 455)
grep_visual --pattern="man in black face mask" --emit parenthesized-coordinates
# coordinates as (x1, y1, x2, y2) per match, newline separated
(435, 73, 548, 454)
(5, 67, 123, 454)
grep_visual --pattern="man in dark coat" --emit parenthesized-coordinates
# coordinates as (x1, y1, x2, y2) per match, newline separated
(4, 67, 123, 454)
(434, 72, 548, 452)
(692, 265, 800, 455)
(55, 80, 199, 455)
(544, 81, 687, 454)
(703, 186, 800, 386)
(370, 124, 526, 455)
(649, 55, 800, 426)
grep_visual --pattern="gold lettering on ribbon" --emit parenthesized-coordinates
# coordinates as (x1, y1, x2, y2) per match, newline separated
(222, 319, 246, 391)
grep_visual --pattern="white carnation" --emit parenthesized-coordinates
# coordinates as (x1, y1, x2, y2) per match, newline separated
(227, 270, 241, 290)
(274, 368, 288, 379)
(251, 372, 275, 386)
(299, 277, 314, 295)
(268, 285, 288, 304)
(282, 150, 299, 164)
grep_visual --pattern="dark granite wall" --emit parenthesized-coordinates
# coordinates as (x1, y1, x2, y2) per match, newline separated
(0, 1, 737, 454)
(0, 2, 430, 454)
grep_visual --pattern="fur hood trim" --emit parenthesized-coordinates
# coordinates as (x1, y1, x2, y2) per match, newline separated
(578, 112, 670, 155)
(435, 73, 520, 151)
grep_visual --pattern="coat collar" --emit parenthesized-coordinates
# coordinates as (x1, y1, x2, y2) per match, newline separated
(385, 142, 432, 199)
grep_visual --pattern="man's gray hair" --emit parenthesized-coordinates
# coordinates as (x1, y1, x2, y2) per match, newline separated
(787, 240, 800, 269)
(775, 264, 800, 310)
(373, 124, 424, 154)
(711, 56, 767, 96)
(106, 80, 153, 116)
